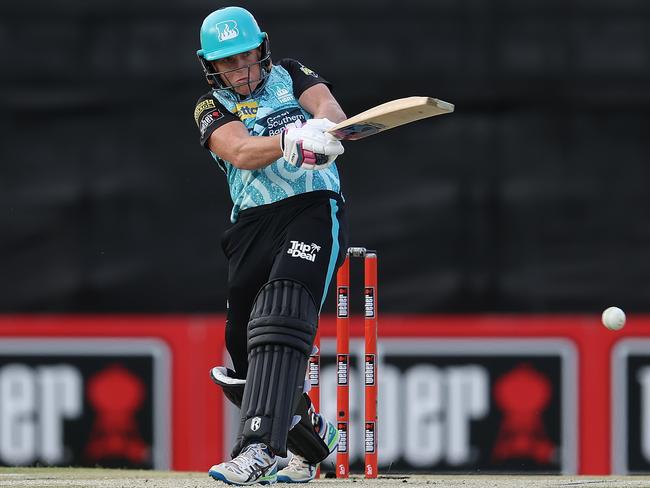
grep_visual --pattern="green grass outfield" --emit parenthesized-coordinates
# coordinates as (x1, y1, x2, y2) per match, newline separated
(0, 468, 649, 488)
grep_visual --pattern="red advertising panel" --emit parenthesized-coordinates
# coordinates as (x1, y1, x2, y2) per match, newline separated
(0, 316, 225, 471)
(0, 338, 170, 468)
(2, 314, 650, 474)
(314, 338, 577, 474)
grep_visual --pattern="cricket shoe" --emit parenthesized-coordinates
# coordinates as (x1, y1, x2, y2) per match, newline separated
(277, 414, 339, 483)
(209, 443, 278, 485)
(276, 454, 316, 483)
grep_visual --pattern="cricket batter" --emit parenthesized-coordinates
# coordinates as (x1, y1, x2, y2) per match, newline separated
(193, 6, 349, 485)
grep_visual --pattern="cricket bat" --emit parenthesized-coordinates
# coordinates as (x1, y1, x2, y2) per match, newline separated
(327, 96, 454, 141)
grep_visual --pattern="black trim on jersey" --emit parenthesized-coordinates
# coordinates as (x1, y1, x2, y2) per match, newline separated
(194, 93, 240, 148)
(277, 59, 332, 99)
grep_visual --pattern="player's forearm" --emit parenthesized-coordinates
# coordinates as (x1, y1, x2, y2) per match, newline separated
(225, 135, 283, 170)
(311, 100, 347, 124)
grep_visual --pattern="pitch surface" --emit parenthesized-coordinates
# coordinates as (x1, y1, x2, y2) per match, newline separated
(1, 468, 649, 488)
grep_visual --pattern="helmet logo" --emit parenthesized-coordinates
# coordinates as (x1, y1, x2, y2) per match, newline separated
(216, 20, 239, 42)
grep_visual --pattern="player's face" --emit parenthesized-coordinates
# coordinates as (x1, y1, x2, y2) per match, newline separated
(213, 48, 262, 96)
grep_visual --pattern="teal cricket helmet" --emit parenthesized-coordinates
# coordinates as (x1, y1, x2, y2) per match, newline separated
(197, 7, 272, 91)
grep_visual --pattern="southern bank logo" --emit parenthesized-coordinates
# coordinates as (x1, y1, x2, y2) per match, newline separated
(255, 108, 304, 136)
(216, 21, 239, 42)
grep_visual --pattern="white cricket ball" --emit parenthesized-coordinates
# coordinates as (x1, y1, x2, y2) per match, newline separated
(602, 306, 626, 331)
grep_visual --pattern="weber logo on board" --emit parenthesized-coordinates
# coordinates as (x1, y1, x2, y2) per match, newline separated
(337, 287, 349, 317)
(308, 356, 319, 387)
(364, 422, 376, 453)
(337, 422, 348, 453)
(337, 354, 348, 385)
(364, 287, 375, 318)
(0, 339, 170, 469)
(317, 338, 576, 474)
(364, 354, 375, 385)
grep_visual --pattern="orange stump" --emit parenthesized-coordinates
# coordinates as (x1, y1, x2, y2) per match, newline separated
(335, 255, 350, 478)
(363, 252, 378, 478)
(335, 248, 378, 479)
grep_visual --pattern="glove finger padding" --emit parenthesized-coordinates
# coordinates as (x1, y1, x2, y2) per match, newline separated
(304, 117, 337, 132)
(281, 125, 344, 170)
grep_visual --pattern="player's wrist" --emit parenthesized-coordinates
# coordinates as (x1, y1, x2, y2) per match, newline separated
(281, 122, 344, 170)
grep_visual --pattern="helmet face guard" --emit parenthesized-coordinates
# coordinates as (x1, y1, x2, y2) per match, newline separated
(197, 7, 272, 95)
(198, 35, 271, 94)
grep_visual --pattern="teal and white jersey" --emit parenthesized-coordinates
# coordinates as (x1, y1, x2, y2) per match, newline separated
(194, 59, 341, 222)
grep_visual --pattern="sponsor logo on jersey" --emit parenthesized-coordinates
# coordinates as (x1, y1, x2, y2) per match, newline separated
(299, 64, 319, 78)
(199, 109, 224, 136)
(235, 101, 258, 120)
(258, 108, 305, 136)
(216, 21, 239, 42)
(287, 240, 321, 262)
(270, 83, 294, 103)
(194, 99, 216, 124)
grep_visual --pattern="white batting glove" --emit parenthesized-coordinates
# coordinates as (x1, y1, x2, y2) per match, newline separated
(304, 117, 337, 132)
(281, 120, 344, 170)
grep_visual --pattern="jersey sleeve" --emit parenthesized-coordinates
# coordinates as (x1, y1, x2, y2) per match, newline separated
(277, 59, 332, 99)
(194, 93, 240, 147)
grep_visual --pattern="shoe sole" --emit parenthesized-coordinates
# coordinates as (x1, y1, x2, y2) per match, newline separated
(277, 474, 313, 483)
(275, 420, 339, 483)
(209, 469, 277, 486)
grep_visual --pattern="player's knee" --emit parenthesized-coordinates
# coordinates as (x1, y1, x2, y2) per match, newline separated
(247, 279, 318, 356)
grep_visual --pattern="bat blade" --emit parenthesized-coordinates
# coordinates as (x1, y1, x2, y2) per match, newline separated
(327, 97, 454, 141)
